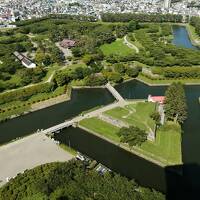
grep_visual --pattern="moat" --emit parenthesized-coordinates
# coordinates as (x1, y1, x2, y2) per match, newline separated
(0, 26, 200, 195)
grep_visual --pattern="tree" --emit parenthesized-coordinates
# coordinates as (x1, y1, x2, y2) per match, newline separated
(117, 126, 147, 147)
(82, 54, 93, 65)
(107, 72, 123, 83)
(85, 74, 107, 86)
(0, 160, 165, 200)
(150, 111, 161, 126)
(35, 49, 45, 65)
(164, 82, 187, 123)
(54, 72, 70, 86)
(72, 47, 83, 57)
(126, 67, 139, 77)
(114, 63, 126, 74)
(43, 55, 52, 66)
(128, 20, 138, 32)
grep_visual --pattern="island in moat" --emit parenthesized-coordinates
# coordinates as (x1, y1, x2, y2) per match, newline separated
(0, 12, 200, 198)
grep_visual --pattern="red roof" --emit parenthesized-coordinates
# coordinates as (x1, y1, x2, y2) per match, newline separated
(148, 95, 165, 104)
(60, 39, 76, 48)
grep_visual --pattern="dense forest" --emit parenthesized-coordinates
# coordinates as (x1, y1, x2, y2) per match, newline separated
(0, 160, 165, 200)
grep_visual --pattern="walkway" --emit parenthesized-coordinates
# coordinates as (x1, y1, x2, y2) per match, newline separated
(105, 82, 125, 102)
(0, 133, 74, 187)
(41, 100, 131, 134)
(123, 35, 139, 53)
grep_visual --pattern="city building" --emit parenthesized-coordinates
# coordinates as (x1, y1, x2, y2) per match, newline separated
(164, 0, 171, 9)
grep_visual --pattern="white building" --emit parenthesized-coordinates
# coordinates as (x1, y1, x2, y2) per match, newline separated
(164, 0, 171, 9)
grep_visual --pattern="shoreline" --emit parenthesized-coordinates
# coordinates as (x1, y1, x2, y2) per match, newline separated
(1, 76, 200, 123)
(0, 88, 72, 123)
(78, 125, 173, 167)
(184, 24, 200, 48)
(136, 76, 200, 86)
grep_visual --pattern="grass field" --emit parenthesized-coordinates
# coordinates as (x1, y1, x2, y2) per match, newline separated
(140, 123, 182, 164)
(104, 102, 156, 132)
(79, 117, 120, 143)
(79, 102, 182, 165)
(100, 39, 135, 56)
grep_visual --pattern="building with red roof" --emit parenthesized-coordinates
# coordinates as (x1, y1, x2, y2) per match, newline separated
(148, 95, 165, 104)
(59, 39, 76, 48)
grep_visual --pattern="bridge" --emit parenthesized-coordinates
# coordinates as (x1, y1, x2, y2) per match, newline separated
(41, 83, 126, 134)
(105, 82, 125, 102)
(41, 100, 131, 134)
(42, 120, 74, 134)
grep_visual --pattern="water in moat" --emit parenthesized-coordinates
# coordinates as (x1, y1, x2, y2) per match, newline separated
(172, 25, 199, 50)
(0, 26, 200, 197)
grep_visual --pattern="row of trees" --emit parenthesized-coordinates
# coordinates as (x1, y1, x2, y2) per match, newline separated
(153, 67, 200, 79)
(0, 160, 165, 200)
(54, 63, 140, 87)
(14, 14, 97, 27)
(0, 82, 55, 105)
(101, 13, 183, 23)
(134, 28, 200, 67)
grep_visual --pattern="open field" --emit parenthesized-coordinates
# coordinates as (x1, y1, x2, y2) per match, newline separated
(140, 123, 182, 164)
(79, 117, 120, 142)
(0, 133, 74, 187)
(79, 102, 182, 165)
(100, 39, 135, 56)
(104, 102, 156, 132)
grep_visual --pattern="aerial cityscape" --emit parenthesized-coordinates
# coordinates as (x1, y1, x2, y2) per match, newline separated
(0, 0, 200, 199)
(1, 0, 200, 25)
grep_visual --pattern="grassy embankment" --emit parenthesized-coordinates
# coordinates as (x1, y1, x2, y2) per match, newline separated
(59, 143, 77, 156)
(79, 102, 182, 166)
(137, 74, 200, 85)
(0, 86, 69, 121)
(185, 24, 200, 47)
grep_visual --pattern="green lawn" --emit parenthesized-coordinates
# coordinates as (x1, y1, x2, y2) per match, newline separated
(186, 24, 200, 46)
(140, 123, 182, 164)
(79, 103, 182, 165)
(79, 117, 120, 143)
(104, 102, 156, 132)
(100, 39, 135, 56)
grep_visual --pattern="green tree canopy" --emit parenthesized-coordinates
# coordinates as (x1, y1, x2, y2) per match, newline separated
(164, 82, 187, 123)
(117, 126, 147, 147)
(0, 160, 165, 200)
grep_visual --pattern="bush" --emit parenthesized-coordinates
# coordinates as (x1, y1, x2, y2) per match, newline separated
(107, 72, 123, 83)
(126, 67, 139, 77)
(85, 74, 107, 86)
